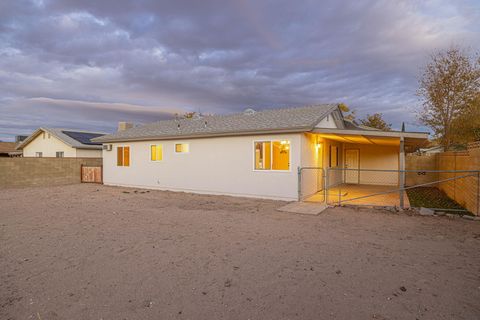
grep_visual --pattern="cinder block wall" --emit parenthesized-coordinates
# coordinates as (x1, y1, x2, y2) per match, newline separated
(0, 158, 102, 188)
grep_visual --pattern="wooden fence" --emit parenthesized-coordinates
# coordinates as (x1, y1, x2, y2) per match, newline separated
(406, 144, 480, 215)
(81, 165, 103, 183)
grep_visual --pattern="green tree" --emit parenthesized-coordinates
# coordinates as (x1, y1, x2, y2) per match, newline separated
(359, 113, 392, 131)
(417, 47, 480, 148)
(454, 93, 480, 142)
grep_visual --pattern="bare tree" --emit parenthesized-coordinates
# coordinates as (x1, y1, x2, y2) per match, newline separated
(338, 103, 356, 121)
(359, 113, 392, 131)
(417, 47, 480, 148)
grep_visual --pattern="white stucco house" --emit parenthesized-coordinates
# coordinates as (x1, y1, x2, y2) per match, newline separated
(17, 128, 105, 158)
(93, 104, 428, 201)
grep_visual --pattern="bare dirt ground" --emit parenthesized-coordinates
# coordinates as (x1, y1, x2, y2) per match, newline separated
(1, 184, 479, 320)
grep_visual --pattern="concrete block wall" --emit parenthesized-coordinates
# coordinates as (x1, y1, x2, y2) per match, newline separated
(0, 158, 102, 188)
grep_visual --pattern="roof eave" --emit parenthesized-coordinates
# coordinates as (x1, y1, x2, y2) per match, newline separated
(93, 127, 313, 143)
(311, 128, 429, 139)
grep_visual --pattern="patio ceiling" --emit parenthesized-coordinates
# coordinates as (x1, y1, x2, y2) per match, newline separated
(314, 132, 428, 151)
(316, 133, 400, 146)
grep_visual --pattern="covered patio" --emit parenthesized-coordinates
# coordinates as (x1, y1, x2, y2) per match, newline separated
(300, 128, 428, 208)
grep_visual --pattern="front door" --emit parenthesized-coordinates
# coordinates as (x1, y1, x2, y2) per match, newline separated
(344, 149, 359, 184)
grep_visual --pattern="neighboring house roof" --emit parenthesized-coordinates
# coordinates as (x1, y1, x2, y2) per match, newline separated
(94, 104, 339, 143)
(418, 146, 444, 154)
(17, 128, 107, 150)
(0, 142, 18, 154)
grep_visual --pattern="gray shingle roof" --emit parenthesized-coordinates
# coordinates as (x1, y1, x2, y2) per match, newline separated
(17, 128, 107, 150)
(94, 104, 338, 143)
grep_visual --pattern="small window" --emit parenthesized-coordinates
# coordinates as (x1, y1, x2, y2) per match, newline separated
(175, 143, 189, 153)
(56, 152, 64, 158)
(117, 146, 130, 166)
(254, 140, 290, 171)
(36, 152, 43, 157)
(329, 145, 338, 167)
(150, 145, 163, 161)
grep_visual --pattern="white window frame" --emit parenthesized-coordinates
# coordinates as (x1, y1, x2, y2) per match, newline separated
(174, 143, 190, 154)
(56, 151, 64, 158)
(36, 152, 43, 157)
(252, 140, 291, 172)
(150, 144, 163, 162)
(116, 145, 131, 167)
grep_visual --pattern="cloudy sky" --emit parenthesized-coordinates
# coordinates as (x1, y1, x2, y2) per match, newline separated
(1, 0, 479, 141)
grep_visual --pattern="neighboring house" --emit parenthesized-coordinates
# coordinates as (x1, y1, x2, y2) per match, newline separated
(93, 104, 429, 201)
(17, 128, 105, 158)
(417, 145, 444, 155)
(0, 142, 22, 157)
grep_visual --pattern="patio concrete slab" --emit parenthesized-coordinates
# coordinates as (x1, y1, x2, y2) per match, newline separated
(277, 201, 327, 215)
(305, 184, 410, 208)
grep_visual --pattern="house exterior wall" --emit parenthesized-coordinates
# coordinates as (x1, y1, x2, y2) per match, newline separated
(76, 148, 103, 158)
(299, 133, 345, 197)
(23, 132, 77, 157)
(315, 114, 337, 128)
(102, 133, 302, 201)
(343, 143, 399, 185)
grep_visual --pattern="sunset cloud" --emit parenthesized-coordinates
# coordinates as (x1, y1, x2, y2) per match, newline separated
(1, 0, 479, 140)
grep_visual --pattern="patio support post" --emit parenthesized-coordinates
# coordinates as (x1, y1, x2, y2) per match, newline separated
(399, 136, 405, 209)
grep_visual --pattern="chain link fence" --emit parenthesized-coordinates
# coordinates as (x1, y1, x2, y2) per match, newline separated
(298, 167, 480, 215)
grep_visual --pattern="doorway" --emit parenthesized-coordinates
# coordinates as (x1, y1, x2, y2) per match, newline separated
(344, 149, 359, 184)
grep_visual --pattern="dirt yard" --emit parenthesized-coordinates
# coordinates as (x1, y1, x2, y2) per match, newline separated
(1, 184, 479, 320)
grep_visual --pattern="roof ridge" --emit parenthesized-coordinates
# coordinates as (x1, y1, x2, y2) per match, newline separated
(46, 128, 108, 134)
(146, 104, 337, 125)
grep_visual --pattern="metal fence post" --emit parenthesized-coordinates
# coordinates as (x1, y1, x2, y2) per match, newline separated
(323, 168, 326, 204)
(477, 171, 480, 216)
(297, 167, 302, 201)
(325, 167, 329, 205)
(399, 136, 405, 209)
(338, 182, 341, 205)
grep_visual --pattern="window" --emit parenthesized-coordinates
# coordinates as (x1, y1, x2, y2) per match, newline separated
(56, 152, 64, 158)
(117, 146, 130, 166)
(35, 152, 43, 157)
(254, 140, 290, 171)
(150, 145, 163, 161)
(175, 143, 189, 153)
(329, 145, 338, 167)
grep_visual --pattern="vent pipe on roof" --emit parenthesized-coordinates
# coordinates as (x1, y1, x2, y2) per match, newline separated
(243, 108, 256, 115)
(118, 122, 133, 132)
